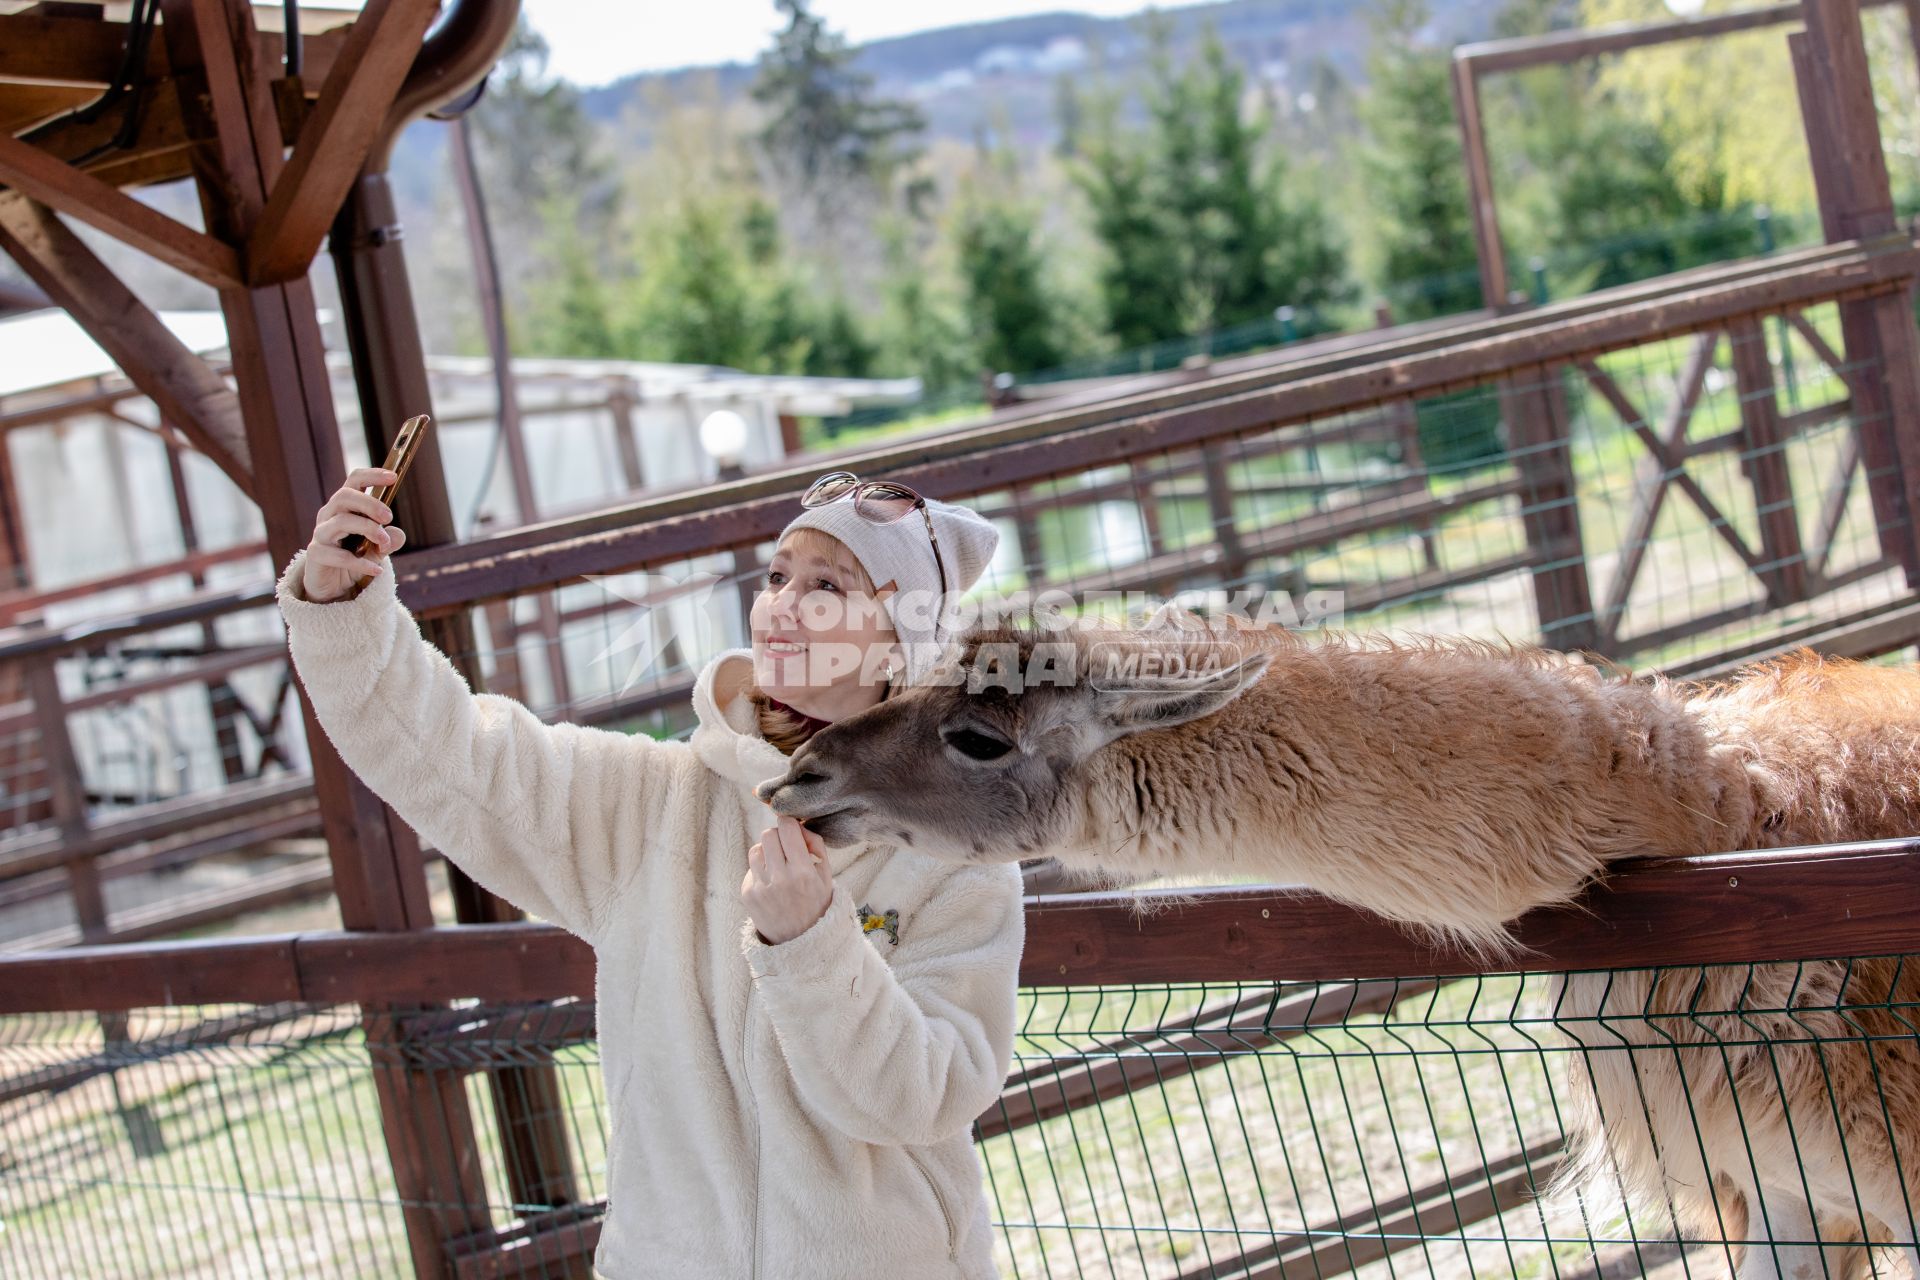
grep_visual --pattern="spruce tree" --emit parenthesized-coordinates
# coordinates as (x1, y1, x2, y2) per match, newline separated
(1076, 26, 1348, 348)
(751, 0, 925, 214)
(955, 202, 1070, 376)
(1358, 0, 1481, 320)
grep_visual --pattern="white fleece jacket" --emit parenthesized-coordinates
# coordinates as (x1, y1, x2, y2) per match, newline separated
(274, 549, 1025, 1280)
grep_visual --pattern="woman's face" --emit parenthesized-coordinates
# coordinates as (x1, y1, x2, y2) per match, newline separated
(750, 531, 898, 720)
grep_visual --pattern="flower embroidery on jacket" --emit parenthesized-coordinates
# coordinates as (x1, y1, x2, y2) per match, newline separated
(854, 903, 900, 945)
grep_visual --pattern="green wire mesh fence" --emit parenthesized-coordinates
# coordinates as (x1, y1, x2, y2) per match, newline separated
(2, 955, 1916, 1277)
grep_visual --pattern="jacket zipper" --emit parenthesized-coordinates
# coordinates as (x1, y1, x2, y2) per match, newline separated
(906, 1147, 960, 1260)
(745, 987, 763, 1280)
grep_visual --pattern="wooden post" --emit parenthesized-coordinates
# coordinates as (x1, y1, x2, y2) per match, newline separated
(0, 424, 27, 593)
(1130, 459, 1174, 597)
(24, 648, 160, 1153)
(159, 4, 494, 1274)
(608, 378, 644, 493)
(777, 411, 804, 457)
(27, 654, 101, 940)
(733, 543, 763, 645)
(1389, 398, 1442, 571)
(1726, 317, 1810, 605)
(1503, 367, 1600, 652)
(162, 429, 249, 782)
(480, 598, 527, 699)
(1791, 1, 1920, 582)
(1450, 56, 1511, 312)
(1202, 449, 1249, 588)
(0, 434, 40, 829)
(1905, 0, 1920, 80)
(1011, 484, 1047, 589)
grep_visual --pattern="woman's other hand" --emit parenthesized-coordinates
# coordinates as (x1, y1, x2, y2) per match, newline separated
(301, 467, 407, 603)
(742, 816, 833, 944)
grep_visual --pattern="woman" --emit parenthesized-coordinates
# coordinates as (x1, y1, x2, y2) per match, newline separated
(276, 467, 1022, 1280)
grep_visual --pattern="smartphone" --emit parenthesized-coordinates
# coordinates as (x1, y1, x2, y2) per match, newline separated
(340, 414, 431, 556)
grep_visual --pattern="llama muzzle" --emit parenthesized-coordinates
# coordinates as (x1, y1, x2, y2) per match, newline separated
(755, 763, 838, 820)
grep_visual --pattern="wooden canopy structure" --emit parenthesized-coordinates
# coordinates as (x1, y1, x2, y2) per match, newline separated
(0, 0, 527, 909)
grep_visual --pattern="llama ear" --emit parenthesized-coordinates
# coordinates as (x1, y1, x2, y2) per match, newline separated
(1092, 651, 1271, 740)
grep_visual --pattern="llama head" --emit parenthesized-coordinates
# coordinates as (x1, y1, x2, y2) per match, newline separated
(755, 624, 1272, 861)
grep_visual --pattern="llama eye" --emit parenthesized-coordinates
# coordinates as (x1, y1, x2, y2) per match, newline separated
(944, 728, 1013, 761)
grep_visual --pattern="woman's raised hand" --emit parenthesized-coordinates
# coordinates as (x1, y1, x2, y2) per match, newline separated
(742, 816, 833, 945)
(301, 467, 407, 603)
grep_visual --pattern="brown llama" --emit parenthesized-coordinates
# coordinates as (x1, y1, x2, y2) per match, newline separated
(758, 618, 1920, 1278)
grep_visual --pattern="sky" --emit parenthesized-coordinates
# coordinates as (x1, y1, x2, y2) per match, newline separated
(516, 0, 1214, 87)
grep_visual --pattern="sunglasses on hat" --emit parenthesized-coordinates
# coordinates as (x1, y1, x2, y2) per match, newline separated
(801, 471, 948, 602)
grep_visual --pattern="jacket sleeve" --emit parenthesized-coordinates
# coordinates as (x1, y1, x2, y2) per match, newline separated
(274, 548, 671, 942)
(743, 863, 1025, 1147)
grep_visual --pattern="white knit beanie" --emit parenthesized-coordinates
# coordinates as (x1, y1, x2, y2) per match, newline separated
(779, 491, 1000, 684)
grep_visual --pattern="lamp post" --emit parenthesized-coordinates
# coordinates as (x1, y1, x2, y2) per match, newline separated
(699, 408, 750, 482)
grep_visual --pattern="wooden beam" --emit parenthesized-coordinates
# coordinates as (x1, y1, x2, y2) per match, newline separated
(0, 774, 311, 880)
(0, 12, 336, 88)
(0, 196, 252, 490)
(168, 0, 284, 227)
(1727, 316, 1811, 605)
(1801, 0, 1898, 241)
(1018, 841, 1920, 985)
(3, 861, 335, 952)
(1450, 55, 1509, 310)
(247, 0, 443, 284)
(5, 840, 1920, 1013)
(1673, 598, 1920, 680)
(3, 28, 352, 197)
(0, 12, 169, 87)
(0, 83, 96, 135)
(28, 77, 194, 173)
(1454, 0, 1901, 75)
(0, 133, 242, 288)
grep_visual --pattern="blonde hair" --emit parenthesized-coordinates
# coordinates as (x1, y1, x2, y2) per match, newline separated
(750, 528, 894, 755)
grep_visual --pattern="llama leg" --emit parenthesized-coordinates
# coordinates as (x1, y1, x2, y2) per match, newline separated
(1737, 1186, 1824, 1280)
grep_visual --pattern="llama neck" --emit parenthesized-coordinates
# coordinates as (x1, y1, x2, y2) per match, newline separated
(1064, 641, 1751, 942)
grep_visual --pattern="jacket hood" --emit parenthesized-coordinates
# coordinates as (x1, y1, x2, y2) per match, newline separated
(689, 647, 790, 793)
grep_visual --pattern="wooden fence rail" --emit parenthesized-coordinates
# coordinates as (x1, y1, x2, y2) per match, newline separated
(2, 839, 1915, 1015)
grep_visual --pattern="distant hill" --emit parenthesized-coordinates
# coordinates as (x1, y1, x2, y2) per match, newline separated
(378, 0, 1496, 348)
(573, 0, 1494, 146)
